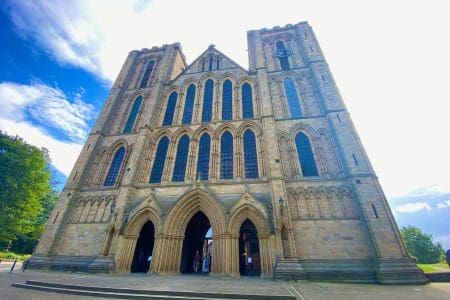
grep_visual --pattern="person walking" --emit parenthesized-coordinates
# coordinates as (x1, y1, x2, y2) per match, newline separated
(193, 250, 201, 273)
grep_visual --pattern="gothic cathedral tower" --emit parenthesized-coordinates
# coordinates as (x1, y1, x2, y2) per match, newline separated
(30, 22, 426, 284)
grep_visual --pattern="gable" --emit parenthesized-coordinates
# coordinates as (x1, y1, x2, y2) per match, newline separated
(181, 45, 247, 76)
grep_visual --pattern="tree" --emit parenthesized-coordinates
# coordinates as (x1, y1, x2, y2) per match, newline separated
(0, 132, 51, 243)
(400, 225, 445, 264)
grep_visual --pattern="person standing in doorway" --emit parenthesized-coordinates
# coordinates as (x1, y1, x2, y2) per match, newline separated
(203, 253, 211, 274)
(193, 250, 201, 273)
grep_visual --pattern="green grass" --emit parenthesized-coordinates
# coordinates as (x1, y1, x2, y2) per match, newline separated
(0, 251, 31, 261)
(417, 262, 449, 273)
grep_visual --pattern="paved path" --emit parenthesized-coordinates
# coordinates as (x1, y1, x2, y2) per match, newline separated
(1, 262, 450, 299)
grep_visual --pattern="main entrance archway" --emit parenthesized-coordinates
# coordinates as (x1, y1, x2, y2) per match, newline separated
(131, 221, 155, 273)
(180, 211, 211, 273)
(239, 219, 261, 276)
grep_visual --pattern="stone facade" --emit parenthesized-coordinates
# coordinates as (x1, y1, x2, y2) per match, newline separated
(29, 22, 426, 283)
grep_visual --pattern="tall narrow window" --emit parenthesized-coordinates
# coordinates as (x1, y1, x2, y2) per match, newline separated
(243, 130, 259, 178)
(209, 57, 213, 71)
(283, 78, 302, 118)
(201, 79, 213, 122)
(220, 131, 233, 179)
(172, 135, 190, 182)
(139, 60, 155, 88)
(222, 79, 232, 120)
(182, 84, 196, 124)
(162, 91, 178, 126)
(295, 132, 318, 176)
(123, 96, 142, 133)
(242, 83, 254, 119)
(276, 41, 290, 70)
(104, 147, 126, 186)
(149, 137, 169, 183)
(196, 133, 211, 180)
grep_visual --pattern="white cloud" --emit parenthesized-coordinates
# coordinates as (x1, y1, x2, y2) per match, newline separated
(6, 1, 104, 77)
(3, 0, 450, 197)
(0, 82, 94, 176)
(437, 200, 450, 209)
(0, 82, 94, 142)
(0, 118, 81, 176)
(394, 202, 432, 214)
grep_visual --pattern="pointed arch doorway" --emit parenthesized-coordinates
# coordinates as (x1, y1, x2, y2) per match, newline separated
(130, 221, 155, 273)
(239, 219, 261, 276)
(180, 211, 212, 274)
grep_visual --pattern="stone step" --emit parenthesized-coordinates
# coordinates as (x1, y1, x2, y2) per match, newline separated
(12, 280, 296, 300)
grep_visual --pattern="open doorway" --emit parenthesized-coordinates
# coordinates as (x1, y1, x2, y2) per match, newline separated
(239, 219, 261, 276)
(180, 211, 212, 274)
(131, 221, 155, 273)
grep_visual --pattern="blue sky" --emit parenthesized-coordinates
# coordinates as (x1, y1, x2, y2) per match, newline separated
(0, 1, 449, 247)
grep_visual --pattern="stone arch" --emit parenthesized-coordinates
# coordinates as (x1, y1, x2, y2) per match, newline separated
(152, 128, 173, 143)
(124, 207, 161, 237)
(228, 203, 270, 236)
(277, 132, 296, 178)
(193, 124, 214, 140)
(237, 121, 263, 137)
(228, 201, 272, 276)
(214, 122, 237, 139)
(172, 127, 194, 142)
(218, 73, 237, 85)
(163, 188, 226, 236)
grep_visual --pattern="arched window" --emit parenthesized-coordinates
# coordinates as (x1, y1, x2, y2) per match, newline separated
(209, 57, 213, 71)
(172, 135, 190, 182)
(295, 132, 318, 176)
(276, 41, 290, 70)
(243, 130, 259, 178)
(104, 147, 126, 186)
(139, 60, 155, 88)
(196, 133, 211, 180)
(123, 96, 142, 133)
(182, 84, 196, 124)
(220, 131, 233, 179)
(149, 137, 169, 183)
(283, 78, 302, 118)
(222, 79, 232, 120)
(242, 83, 254, 119)
(162, 91, 178, 126)
(201, 79, 214, 122)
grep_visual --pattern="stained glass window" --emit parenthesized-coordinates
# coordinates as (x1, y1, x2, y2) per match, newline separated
(182, 84, 196, 124)
(283, 78, 302, 118)
(242, 83, 254, 119)
(222, 80, 232, 120)
(139, 60, 155, 88)
(162, 91, 178, 126)
(243, 130, 258, 178)
(172, 135, 190, 182)
(104, 147, 125, 186)
(220, 131, 233, 179)
(201, 79, 213, 122)
(295, 132, 318, 176)
(149, 137, 169, 183)
(196, 133, 211, 180)
(123, 96, 142, 133)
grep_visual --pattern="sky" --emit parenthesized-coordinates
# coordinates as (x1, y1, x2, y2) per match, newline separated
(1, 1, 449, 244)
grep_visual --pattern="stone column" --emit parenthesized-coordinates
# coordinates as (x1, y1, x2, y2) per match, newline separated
(115, 235, 138, 272)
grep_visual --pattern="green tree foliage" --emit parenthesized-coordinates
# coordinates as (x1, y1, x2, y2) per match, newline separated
(400, 225, 445, 264)
(0, 132, 52, 242)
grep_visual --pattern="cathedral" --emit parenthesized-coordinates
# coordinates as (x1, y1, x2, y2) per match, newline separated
(30, 22, 426, 283)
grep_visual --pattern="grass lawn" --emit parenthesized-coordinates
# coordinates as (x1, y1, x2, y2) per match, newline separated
(417, 262, 449, 273)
